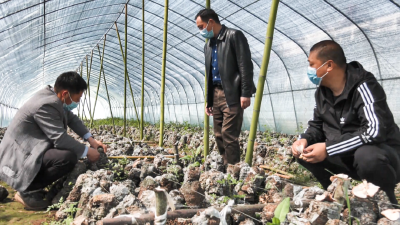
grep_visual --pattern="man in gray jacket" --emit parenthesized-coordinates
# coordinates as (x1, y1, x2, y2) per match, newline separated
(0, 71, 107, 210)
(195, 9, 256, 165)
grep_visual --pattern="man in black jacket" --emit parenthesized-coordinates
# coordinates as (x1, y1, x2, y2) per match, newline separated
(292, 40, 400, 203)
(195, 9, 256, 165)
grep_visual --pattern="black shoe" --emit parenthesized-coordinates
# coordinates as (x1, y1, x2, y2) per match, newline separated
(14, 191, 50, 210)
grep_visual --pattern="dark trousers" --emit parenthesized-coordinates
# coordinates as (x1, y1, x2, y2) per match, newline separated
(26, 149, 78, 191)
(297, 143, 400, 203)
(212, 86, 243, 165)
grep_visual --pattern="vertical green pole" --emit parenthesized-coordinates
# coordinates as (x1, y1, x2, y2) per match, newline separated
(101, 55, 116, 133)
(245, 0, 280, 166)
(140, 0, 145, 140)
(123, 4, 128, 137)
(203, 0, 210, 159)
(85, 52, 94, 123)
(115, 22, 141, 128)
(91, 36, 107, 128)
(159, 0, 169, 147)
(77, 67, 81, 118)
(85, 57, 92, 119)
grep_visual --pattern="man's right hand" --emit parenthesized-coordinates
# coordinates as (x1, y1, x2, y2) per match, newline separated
(205, 106, 213, 116)
(291, 139, 308, 158)
(87, 147, 100, 162)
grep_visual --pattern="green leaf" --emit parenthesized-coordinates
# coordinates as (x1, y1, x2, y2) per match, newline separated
(274, 197, 290, 223)
(195, 146, 202, 157)
(272, 217, 280, 224)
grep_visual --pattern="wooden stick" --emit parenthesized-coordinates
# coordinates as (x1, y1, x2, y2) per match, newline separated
(108, 155, 176, 159)
(103, 140, 156, 145)
(274, 173, 293, 179)
(259, 165, 295, 178)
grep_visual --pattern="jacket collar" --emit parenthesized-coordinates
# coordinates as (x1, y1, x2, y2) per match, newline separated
(320, 61, 373, 105)
(217, 25, 227, 41)
(207, 25, 227, 47)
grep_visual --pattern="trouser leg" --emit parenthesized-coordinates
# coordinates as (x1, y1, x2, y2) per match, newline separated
(213, 87, 225, 159)
(220, 96, 243, 165)
(297, 155, 359, 189)
(26, 149, 78, 191)
(298, 143, 400, 203)
(213, 87, 244, 165)
(353, 144, 400, 203)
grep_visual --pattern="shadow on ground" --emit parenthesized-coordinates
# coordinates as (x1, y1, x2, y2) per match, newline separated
(0, 181, 54, 225)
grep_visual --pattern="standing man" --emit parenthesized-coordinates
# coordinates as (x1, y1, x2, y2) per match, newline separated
(292, 40, 400, 204)
(0, 71, 107, 210)
(195, 9, 256, 165)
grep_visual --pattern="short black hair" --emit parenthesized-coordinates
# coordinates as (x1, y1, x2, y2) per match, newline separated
(310, 40, 347, 69)
(54, 71, 87, 94)
(195, 8, 220, 24)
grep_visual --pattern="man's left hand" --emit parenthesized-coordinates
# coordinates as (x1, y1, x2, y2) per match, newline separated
(88, 137, 108, 153)
(241, 97, 251, 109)
(302, 143, 327, 163)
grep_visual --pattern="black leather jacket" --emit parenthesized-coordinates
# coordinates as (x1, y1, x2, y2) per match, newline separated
(204, 25, 256, 107)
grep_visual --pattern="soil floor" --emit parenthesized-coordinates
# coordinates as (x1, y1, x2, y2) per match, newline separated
(0, 181, 55, 225)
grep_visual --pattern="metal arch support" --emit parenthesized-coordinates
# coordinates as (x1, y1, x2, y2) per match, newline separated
(271, 52, 299, 131)
(99, 44, 185, 126)
(279, 1, 333, 41)
(95, 52, 178, 112)
(323, 0, 382, 80)
(226, 0, 311, 58)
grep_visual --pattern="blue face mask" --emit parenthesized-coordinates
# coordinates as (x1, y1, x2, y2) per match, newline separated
(200, 21, 214, 39)
(307, 61, 329, 85)
(63, 92, 79, 111)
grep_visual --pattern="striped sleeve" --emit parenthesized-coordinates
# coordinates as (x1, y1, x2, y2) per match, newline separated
(326, 81, 388, 156)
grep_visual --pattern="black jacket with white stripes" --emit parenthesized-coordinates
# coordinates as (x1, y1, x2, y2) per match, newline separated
(300, 61, 400, 156)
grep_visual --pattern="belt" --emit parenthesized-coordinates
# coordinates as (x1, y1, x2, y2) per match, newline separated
(213, 83, 223, 89)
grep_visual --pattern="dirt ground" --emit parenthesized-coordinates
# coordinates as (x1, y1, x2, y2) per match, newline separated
(0, 181, 54, 225)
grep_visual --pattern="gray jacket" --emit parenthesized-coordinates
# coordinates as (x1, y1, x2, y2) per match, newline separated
(0, 86, 89, 192)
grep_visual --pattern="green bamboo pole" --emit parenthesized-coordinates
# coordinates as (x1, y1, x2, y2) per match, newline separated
(245, 0, 280, 166)
(127, 73, 140, 123)
(85, 56, 93, 119)
(115, 22, 140, 126)
(77, 66, 81, 118)
(124, 4, 128, 137)
(159, 0, 169, 147)
(140, 0, 145, 140)
(90, 36, 107, 128)
(203, 0, 210, 160)
(81, 62, 90, 121)
(101, 56, 116, 133)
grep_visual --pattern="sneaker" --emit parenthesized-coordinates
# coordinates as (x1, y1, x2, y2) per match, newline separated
(14, 191, 50, 210)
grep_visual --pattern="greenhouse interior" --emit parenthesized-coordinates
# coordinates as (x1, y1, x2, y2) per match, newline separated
(1, 0, 400, 224)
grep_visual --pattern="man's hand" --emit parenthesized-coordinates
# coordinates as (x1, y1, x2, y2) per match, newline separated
(291, 139, 308, 158)
(302, 143, 328, 163)
(241, 97, 251, 109)
(87, 147, 100, 162)
(88, 137, 108, 153)
(205, 106, 213, 116)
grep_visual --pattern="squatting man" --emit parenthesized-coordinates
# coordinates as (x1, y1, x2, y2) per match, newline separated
(292, 40, 400, 204)
(0, 72, 107, 210)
